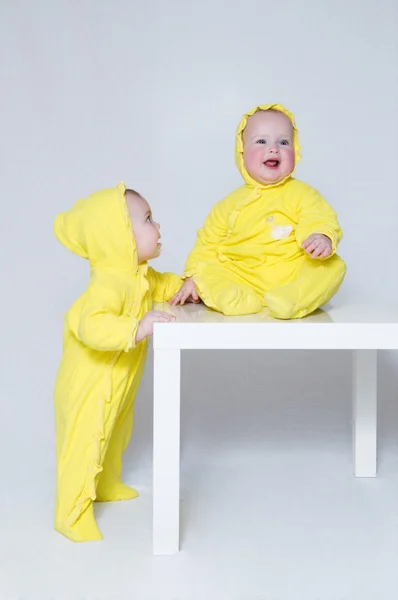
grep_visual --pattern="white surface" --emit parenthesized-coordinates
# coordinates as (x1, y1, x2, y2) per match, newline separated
(153, 348, 181, 554)
(1, 1, 398, 335)
(353, 351, 378, 477)
(1, 349, 397, 599)
(154, 303, 398, 350)
(153, 303, 396, 553)
(1, 0, 397, 597)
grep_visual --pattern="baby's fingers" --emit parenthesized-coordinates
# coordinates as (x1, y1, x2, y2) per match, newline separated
(310, 243, 325, 259)
(153, 311, 176, 322)
(304, 240, 320, 255)
(179, 290, 191, 305)
(170, 292, 182, 306)
(319, 246, 332, 259)
(302, 235, 315, 249)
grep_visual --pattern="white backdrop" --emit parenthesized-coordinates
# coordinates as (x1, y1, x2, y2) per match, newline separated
(0, 2, 397, 594)
(1, 0, 397, 478)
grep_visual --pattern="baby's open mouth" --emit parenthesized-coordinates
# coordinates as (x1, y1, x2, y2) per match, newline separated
(264, 159, 280, 168)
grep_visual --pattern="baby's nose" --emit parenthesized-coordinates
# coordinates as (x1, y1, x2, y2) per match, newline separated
(269, 146, 280, 154)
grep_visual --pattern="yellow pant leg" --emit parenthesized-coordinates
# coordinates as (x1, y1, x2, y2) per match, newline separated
(54, 344, 146, 542)
(264, 255, 346, 319)
(96, 394, 138, 502)
(54, 385, 108, 542)
(195, 264, 263, 316)
(96, 346, 145, 502)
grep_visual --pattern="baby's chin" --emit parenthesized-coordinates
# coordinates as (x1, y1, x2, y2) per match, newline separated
(152, 244, 162, 259)
(138, 246, 162, 264)
(261, 174, 288, 184)
(256, 166, 293, 185)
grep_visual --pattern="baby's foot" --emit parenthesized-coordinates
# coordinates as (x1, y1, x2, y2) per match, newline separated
(264, 284, 299, 320)
(55, 502, 103, 542)
(96, 479, 139, 502)
(215, 285, 263, 316)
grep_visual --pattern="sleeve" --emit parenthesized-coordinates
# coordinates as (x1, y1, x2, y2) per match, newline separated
(146, 268, 184, 302)
(184, 197, 230, 278)
(65, 280, 140, 353)
(294, 187, 343, 256)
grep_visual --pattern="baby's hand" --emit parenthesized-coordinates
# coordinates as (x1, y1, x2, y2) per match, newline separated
(302, 234, 333, 259)
(136, 310, 176, 343)
(170, 278, 200, 306)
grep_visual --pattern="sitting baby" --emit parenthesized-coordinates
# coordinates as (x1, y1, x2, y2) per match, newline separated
(171, 103, 346, 319)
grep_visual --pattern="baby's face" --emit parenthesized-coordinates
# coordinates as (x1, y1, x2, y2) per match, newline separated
(126, 193, 161, 263)
(242, 110, 295, 185)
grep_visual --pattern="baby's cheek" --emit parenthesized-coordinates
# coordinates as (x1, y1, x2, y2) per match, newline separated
(243, 146, 263, 171)
(282, 148, 295, 173)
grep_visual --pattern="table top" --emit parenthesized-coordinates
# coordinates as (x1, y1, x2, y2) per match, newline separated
(153, 302, 398, 350)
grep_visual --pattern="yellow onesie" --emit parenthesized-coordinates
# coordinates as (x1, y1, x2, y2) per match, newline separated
(53, 182, 182, 542)
(184, 104, 346, 319)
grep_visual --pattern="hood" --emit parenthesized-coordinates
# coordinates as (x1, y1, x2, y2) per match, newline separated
(234, 103, 302, 188)
(54, 181, 138, 270)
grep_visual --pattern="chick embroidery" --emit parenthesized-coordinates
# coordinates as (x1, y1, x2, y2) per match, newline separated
(266, 216, 293, 240)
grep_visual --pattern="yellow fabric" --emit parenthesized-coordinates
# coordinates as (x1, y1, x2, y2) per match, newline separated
(184, 104, 346, 319)
(53, 182, 182, 541)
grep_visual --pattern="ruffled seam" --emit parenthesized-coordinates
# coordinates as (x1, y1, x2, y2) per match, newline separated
(65, 351, 120, 528)
(226, 186, 264, 231)
(184, 187, 263, 280)
(118, 182, 139, 272)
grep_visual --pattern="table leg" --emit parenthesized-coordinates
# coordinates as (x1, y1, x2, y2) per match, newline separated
(352, 350, 377, 477)
(153, 348, 181, 554)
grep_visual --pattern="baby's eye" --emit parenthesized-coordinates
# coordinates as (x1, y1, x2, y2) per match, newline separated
(256, 139, 267, 144)
(146, 216, 152, 222)
(279, 140, 289, 146)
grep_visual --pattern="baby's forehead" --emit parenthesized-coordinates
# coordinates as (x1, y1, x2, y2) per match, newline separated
(244, 110, 292, 137)
(126, 190, 150, 218)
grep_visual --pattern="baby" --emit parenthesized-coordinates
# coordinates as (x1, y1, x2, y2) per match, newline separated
(53, 182, 184, 542)
(171, 104, 346, 319)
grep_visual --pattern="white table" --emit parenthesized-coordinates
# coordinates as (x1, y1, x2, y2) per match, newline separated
(152, 302, 398, 555)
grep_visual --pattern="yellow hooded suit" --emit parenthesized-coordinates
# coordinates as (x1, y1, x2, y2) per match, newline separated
(53, 182, 182, 542)
(184, 104, 346, 319)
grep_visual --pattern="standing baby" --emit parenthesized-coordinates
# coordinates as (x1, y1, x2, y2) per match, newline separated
(53, 182, 185, 542)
